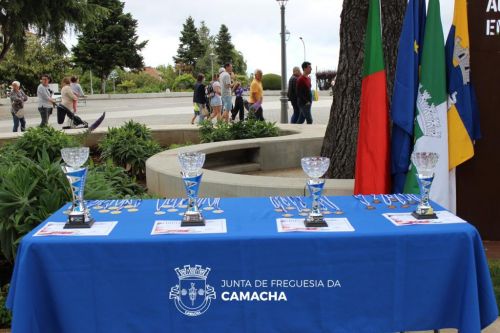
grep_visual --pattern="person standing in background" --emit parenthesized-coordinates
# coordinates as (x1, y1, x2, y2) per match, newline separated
(288, 66, 301, 123)
(231, 82, 245, 122)
(209, 70, 223, 121)
(248, 69, 264, 121)
(192, 73, 207, 124)
(219, 63, 233, 122)
(61, 77, 77, 114)
(296, 61, 313, 124)
(70, 76, 85, 112)
(37, 74, 56, 127)
(9, 81, 28, 132)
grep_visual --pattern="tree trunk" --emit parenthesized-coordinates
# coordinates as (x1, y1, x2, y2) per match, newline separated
(100, 75, 107, 94)
(381, 0, 406, 106)
(0, 40, 11, 63)
(321, 0, 406, 179)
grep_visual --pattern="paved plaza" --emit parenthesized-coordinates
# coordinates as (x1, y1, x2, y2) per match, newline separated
(0, 94, 334, 133)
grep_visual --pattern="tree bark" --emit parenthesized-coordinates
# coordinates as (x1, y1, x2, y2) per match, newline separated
(0, 41, 11, 62)
(381, 0, 406, 106)
(321, 0, 406, 179)
(100, 75, 107, 94)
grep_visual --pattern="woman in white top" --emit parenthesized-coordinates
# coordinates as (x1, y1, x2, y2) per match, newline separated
(209, 72, 223, 121)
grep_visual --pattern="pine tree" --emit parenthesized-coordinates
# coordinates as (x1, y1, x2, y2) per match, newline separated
(198, 21, 214, 54)
(72, 0, 147, 93)
(173, 17, 204, 72)
(0, 0, 105, 62)
(214, 24, 235, 66)
(232, 50, 247, 74)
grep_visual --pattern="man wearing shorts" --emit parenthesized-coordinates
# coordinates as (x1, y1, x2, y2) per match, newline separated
(219, 63, 233, 122)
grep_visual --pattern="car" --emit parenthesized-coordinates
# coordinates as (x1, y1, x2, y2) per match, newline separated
(52, 92, 62, 103)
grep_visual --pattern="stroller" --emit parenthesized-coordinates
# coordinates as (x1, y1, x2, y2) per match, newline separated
(56, 104, 88, 129)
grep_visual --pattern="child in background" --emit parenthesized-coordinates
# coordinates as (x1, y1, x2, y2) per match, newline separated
(191, 103, 200, 124)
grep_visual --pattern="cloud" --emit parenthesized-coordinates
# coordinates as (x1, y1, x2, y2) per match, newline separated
(122, 0, 343, 74)
(79, 0, 455, 76)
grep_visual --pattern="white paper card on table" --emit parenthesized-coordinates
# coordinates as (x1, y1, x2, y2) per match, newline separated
(383, 210, 467, 227)
(33, 221, 118, 236)
(276, 218, 355, 233)
(151, 219, 227, 235)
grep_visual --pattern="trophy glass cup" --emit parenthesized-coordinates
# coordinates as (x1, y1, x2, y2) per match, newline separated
(178, 152, 206, 227)
(61, 147, 94, 228)
(411, 152, 439, 219)
(301, 156, 331, 227)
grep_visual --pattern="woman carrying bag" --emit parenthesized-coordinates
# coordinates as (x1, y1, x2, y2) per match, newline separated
(9, 81, 28, 132)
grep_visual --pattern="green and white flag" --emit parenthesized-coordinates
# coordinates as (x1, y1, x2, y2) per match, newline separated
(404, 0, 450, 209)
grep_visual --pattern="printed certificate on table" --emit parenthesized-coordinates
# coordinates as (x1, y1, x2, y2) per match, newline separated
(151, 219, 227, 235)
(33, 221, 118, 236)
(276, 218, 355, 233)
(383, 210, 467, 226)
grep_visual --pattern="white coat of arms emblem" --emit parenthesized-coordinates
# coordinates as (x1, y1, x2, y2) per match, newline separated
(169, 265, 216, 316)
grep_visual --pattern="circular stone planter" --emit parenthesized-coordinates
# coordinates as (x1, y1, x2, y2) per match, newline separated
(146, 124, 354, 198)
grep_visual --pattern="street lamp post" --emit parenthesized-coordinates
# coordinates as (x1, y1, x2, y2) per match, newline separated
(277, 0, 289, 124)
(89, 70, 94, 95)
(210, 52, 215, 80)
(299, 37, 306, 62)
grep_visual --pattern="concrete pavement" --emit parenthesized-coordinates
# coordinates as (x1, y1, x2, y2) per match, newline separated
(0, 94, 334, 133)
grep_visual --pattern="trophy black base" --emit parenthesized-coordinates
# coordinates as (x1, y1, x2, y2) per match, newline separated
(304, 216, 328, 228)
(64, 216, 95, 229)
(411, 211, 438, 220)
(181, 214, 205, 227)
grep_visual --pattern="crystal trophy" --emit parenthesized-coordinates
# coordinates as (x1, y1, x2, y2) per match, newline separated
(61, 147, 94, 228)
(178, 152, 206, 226)
(411, 152, 439, 219)
(301, 156, 330, 227)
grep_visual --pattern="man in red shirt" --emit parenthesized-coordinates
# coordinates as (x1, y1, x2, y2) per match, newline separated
(296, 61, 313, 124)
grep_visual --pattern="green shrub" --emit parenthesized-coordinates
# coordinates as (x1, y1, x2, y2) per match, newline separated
(0, 151, 71, 260)
(0, 284, 11, 328)
(90, 161, 146, 197)
(168, 142, 193, 150)
(172, 74, 196, 91)
(117, 80, 136, 93)
(12, 126, 77, 161)
(0, 127, 149, 261)
(234, 74, 249, 88)
(130, 86, 166, 94)
(261, 73, 281, 90)
(119, 71, 167, 93)
(0, 152, 147, 261)
(199, 119, 280, 143)
(99, 121, 162, 178)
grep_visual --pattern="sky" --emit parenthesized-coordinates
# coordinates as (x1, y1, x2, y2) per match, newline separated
(69, 0, 455, 76)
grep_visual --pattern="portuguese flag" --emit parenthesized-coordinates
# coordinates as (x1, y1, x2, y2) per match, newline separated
(354, 0, 390, 195)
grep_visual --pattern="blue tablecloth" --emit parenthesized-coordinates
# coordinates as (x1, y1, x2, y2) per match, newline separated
(7, 196, 498, 333)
